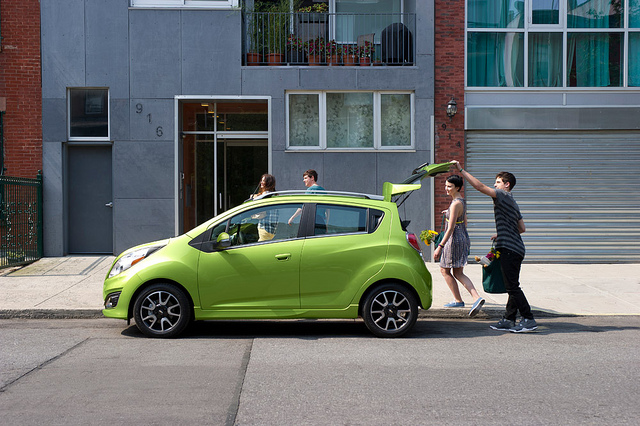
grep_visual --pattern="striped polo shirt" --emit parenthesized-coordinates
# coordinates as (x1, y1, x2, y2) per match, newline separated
(493, 189, 525, 258)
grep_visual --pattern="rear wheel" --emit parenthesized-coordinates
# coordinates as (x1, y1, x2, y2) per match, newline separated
(362, 283, 418, 338)
(133, 283, 191, 338)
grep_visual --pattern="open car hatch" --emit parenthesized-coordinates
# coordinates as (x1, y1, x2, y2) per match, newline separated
(382, 162, 451, 203)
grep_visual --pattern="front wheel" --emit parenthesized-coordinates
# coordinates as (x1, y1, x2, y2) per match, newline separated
(362, 283, 418, 338)
(133, 283, 192, 338)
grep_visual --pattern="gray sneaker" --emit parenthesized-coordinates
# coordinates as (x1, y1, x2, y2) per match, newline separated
(490, 318, 515, 331)
(510, 318, 538, 333)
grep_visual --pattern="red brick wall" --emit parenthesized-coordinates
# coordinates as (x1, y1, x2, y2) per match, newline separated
(0, 0, 42, 178)
(434, 0, 465, 218)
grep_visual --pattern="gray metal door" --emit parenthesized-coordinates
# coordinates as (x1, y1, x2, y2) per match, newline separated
(465, 131, 640, 262)
(68, 146, 113, 253)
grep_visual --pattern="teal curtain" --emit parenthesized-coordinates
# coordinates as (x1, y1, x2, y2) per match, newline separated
(529, 32, 563, 87)
(467, 0, 524, 28)
(566, 1, 622, 87)
(630, 33, 640, 86)
(568, 0, 621, 29)
(568, 33, 622, 87)
(631, 0, 640, 85)
(468, 32, 523, 87)
(632, 0, 640, 27)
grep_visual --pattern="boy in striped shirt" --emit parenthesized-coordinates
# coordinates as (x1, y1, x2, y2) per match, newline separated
(450, 160, 537, 332)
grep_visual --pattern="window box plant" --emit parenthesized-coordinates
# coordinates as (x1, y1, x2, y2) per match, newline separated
(359, 41, 372, 66)
(286, 35, 307, 65)
(326, 39, 340, 66)
(305, 36, 326, 66)
(343, 45, 359, 66)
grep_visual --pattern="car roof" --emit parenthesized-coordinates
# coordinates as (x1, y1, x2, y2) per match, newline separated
(252, 190, 384, 201)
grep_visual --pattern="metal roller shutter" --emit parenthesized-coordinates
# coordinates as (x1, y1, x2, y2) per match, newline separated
(465, 131, 640, 263)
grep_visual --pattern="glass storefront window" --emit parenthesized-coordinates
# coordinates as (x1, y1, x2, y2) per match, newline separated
(528, 32, 563, 87)
(628, 33, 640, 86)
(568, 0, 622, 29)
(567, 32, 622, 87)
(467, 0, 524, 28)
(532, 0, 560, 25)
(467, 32, 524, 87)
(632, 0, 640, 27)
(467, 0, 637, 88)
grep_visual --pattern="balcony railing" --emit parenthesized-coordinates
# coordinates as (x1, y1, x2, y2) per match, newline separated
(243, 12, 416, 66)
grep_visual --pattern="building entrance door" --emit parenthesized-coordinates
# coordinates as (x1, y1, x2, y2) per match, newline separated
(67, 145, 113, 253)
(180, 100, 269, 233)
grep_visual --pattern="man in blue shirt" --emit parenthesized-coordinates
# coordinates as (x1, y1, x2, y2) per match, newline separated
(288, 169, 325, 225)
(303, 169, 325, 193)
(451, 160, 537, 333)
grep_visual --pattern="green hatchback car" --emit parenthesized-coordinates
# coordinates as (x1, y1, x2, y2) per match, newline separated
(103, 163, 449, 338)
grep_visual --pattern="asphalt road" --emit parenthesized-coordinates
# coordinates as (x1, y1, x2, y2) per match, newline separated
(1, 317, 639, 425)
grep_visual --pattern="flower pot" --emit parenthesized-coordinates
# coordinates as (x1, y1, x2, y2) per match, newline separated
(247, 52, 262, 66)
(359, 57, 371, 66)
(343, 54, 358, 66)
(308, 54, 324, 66)
(266, 53, 284, 66)
(286, 49, 307, 65)
(327, 55, 340, 66)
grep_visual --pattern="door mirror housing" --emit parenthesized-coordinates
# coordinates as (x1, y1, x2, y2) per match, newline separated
(216, 232, 231, 249)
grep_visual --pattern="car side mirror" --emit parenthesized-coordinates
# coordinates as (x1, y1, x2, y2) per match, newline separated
(215, 232, 231, 249)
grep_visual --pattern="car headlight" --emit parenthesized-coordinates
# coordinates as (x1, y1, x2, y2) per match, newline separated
(108, 244, 166, 278)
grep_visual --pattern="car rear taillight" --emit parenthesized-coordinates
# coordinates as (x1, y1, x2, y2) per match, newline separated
(406, 232, 422, 253)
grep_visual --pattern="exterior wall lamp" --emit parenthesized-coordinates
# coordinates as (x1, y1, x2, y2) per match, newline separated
(446, 97, 457, 119)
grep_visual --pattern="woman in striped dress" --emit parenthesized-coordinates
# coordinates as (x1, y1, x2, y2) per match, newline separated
(434, 175, 485, 317)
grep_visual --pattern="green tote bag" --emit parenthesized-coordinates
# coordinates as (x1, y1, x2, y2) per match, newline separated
(482, 257, 506, 294)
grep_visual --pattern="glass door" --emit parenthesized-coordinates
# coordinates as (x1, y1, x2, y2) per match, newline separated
(180, 100, 269, 233)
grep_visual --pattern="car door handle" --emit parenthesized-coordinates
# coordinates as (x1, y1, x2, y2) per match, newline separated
(275, 253, 291, 261)
(105, 202, 113, 208)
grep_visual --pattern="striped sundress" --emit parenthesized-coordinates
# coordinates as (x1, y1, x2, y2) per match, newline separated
(439, 198, 471, 269)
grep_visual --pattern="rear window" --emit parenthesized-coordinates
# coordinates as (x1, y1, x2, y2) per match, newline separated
(314, 205, 383, 236)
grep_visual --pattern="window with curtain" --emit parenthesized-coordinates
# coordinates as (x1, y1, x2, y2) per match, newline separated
(467, 0, 638, 87)
(287, 91, 413, 150)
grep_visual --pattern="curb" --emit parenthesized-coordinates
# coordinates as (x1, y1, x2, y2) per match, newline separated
(420, 308, 576, 320)
(0, 308, 573, 320)
(0, 309, 104, 320)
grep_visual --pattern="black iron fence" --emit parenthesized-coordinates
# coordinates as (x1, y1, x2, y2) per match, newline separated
(243, 12, 416, 66)
(0, 172, 43, 268)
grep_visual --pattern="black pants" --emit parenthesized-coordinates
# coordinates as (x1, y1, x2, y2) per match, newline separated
(498, 248, 534, 321)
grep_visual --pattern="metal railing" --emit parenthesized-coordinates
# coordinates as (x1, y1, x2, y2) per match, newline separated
(0, 172, 43, 269)
(243, 11, 416, 66)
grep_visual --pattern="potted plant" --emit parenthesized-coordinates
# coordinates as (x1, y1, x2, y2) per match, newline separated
(297, 2, 329, 22)
(326, 39, 340, 66)
(343, 45, 359, 66)
(286, 35, 306, 65)
(305, 36, 326, 66)
(245, 3, 264, 65)
(264, 0, 290, 65)
(359, 41, 372, 66)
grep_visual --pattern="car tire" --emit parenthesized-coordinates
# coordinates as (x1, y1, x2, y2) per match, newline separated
(133, 283, 192, 338)
(362, 283, 418, 338)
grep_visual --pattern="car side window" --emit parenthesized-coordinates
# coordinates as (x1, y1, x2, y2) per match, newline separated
(211, 203, 303, 247)
(315, 205, 367, 236)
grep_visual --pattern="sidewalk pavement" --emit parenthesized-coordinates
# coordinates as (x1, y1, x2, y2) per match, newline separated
(1, 256, 639, 319)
